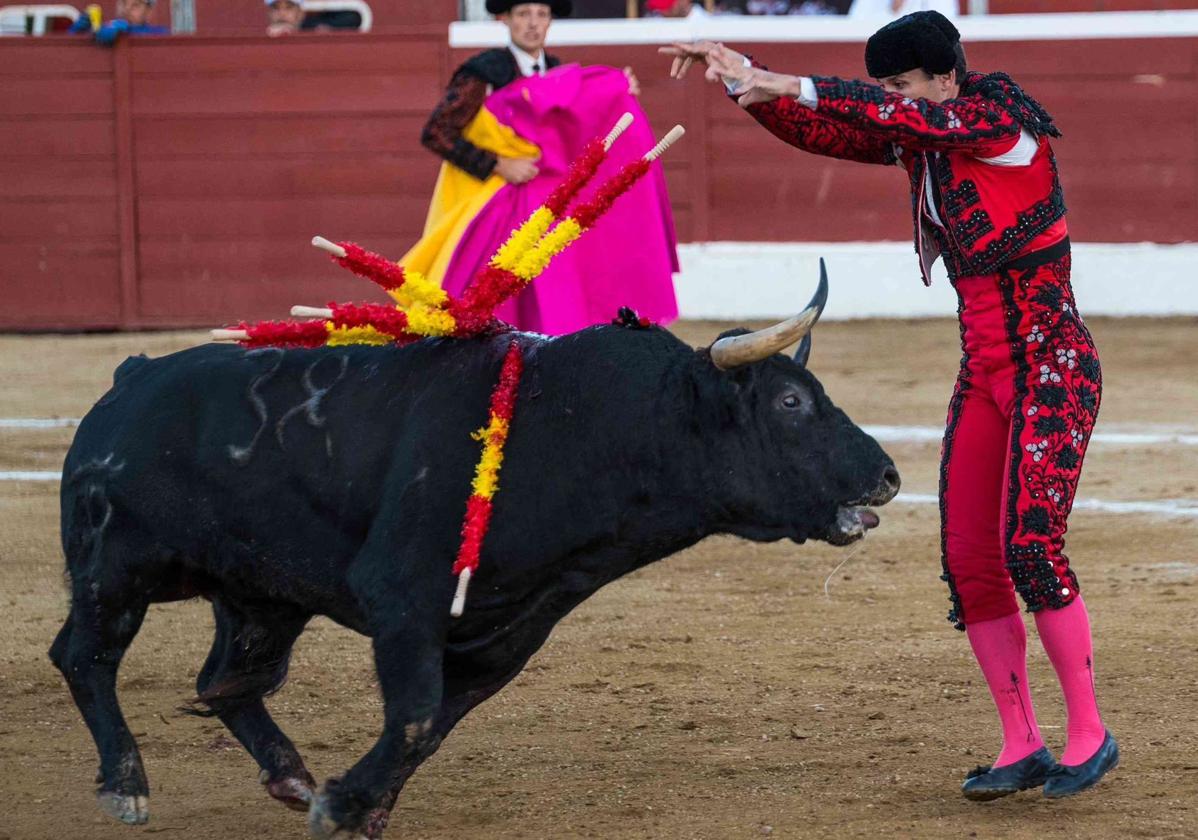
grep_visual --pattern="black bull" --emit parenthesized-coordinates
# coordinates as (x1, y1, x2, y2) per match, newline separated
(52, 307, 899, 837)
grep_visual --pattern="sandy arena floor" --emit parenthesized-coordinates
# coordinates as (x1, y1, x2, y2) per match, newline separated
(1, 318, 1196, 840)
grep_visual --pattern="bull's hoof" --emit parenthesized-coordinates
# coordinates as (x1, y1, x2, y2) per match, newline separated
(307, 788, 368, 840)
(97, 791, 150, 825)
(260, 768, 316, 812)
(362, 806, 391, 840)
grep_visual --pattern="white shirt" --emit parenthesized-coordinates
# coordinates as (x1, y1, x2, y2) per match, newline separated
(509, 44, 547, 78)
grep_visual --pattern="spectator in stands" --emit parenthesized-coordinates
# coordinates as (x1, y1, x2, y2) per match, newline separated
(67, 0, 167, 44)
(849, 0, 958, 18)
(266, 0, 305, 36)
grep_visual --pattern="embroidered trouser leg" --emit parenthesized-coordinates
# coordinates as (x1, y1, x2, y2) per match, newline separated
(939, 251, 1102, 628)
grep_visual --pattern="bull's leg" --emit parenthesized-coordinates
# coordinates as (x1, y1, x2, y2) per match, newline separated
(193, 599, 314, 811)
(308, 613, 448, 839)
(357, 690, 479, 840)
(50, 578, 151, 824)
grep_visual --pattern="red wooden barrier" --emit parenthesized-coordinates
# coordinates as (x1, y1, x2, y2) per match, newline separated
(1, 32, 1194, 330)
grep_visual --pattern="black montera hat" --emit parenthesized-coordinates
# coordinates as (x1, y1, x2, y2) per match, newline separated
(865, 11, 960, 78)
(486, 0, 572, 16)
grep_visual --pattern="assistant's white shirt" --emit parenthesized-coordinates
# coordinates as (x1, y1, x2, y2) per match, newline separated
(509, 44, 547, 77)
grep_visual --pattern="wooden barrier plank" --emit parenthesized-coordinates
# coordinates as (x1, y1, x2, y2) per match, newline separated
(669, 206, 693, 244)
(0, 42, 113, 77)
(710, 157, 910, 241)
(0, 159, 118, 199)
(129, 38, 443, 75)
(0, 243, 122, 328)
(659, 159, 692, 213)
(1, 118, 116, 158)
(134, 114, 429, 156)
(1063, 162, 1195, 241)
(1027, 79, 1198, 163)
(136, 237, 405, 321)
(965, 38, 1196, 78)
(0, 78, 114, 116)
(137, 196, 432, 238)
(135, 155, 437, 198)
(0, 199, 119, 240)
(132, 73, 440, 115)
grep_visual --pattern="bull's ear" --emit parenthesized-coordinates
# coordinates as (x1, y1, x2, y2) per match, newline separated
(793, 258, 828, 367)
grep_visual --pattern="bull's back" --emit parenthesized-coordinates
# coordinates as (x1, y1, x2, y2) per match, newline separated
(59, 341, 505, 587)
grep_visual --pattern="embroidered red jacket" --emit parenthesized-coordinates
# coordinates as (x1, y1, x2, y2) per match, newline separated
(743, 71, 1067, 284)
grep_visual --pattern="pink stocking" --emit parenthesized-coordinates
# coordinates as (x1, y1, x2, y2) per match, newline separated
(1034, 596, 1107, 765)
(966, 611, 1044, 767)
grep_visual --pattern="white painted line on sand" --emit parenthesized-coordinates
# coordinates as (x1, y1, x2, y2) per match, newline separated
(0, 418, 80, 429)
(863, 425, 1198, 447)
(3, 474, 1196, 519)
(896, 493, 1198, 520)
(6, 419, 1197, 448)
(0, 471, 61, 481)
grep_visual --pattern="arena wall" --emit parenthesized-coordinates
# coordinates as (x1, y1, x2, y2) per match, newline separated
(2, 15, 1195, 330)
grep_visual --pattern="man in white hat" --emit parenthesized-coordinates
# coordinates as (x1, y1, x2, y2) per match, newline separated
(265, 0, 305, 36)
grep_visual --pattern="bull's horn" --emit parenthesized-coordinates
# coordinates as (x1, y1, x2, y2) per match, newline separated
(794, 258, 829, 367)
(709, 258, 829, 370)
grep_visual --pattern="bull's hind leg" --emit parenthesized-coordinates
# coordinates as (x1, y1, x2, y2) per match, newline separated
(191, 598, 314, 811)
(50, 577, 151, 824)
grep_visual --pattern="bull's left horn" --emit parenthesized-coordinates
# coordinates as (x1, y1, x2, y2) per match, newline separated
(709, 258, 829, 370)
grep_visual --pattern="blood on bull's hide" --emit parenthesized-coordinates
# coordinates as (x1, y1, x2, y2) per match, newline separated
(50, 265, 899, 838)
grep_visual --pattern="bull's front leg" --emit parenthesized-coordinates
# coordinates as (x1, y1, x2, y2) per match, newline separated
(308, 577, 451, 839)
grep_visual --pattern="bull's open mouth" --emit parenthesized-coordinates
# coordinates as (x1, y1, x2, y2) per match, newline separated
(826, 505, 880, 545)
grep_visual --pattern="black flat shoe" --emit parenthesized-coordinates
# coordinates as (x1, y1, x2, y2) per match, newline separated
(1043, 731, 1119, 799)
(961, 746, 1057, 801)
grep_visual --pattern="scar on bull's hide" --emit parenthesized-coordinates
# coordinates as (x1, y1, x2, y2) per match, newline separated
(70, 455, 123, 548)
(227, 349, 284, 466)
(86, 483, 114, 542)
(67, 452, 125, 484)
(274, 355, 349, 458)
(404, 719, 433, 744)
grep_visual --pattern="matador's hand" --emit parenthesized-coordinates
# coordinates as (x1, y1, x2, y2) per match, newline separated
(659, 41, 751, 86)
(659, 41, 796, 108)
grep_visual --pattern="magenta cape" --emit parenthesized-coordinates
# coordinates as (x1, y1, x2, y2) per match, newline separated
(442, 65, 680, 335)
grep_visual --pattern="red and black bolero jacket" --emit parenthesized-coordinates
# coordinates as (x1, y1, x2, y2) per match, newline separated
(743, 71, 1068, 284)
(421, 48, 562, 181)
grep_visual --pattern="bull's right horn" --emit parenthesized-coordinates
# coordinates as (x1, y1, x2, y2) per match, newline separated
(709, 258, 829, 370)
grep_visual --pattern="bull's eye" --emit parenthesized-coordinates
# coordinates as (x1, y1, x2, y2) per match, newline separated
(775, 385, 813, 416)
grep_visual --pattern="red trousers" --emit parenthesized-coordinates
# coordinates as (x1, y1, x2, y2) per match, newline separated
(939, 245, 1102, 629)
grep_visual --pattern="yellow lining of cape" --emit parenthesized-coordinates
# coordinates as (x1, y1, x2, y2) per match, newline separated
(399, 107, 540, 288)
